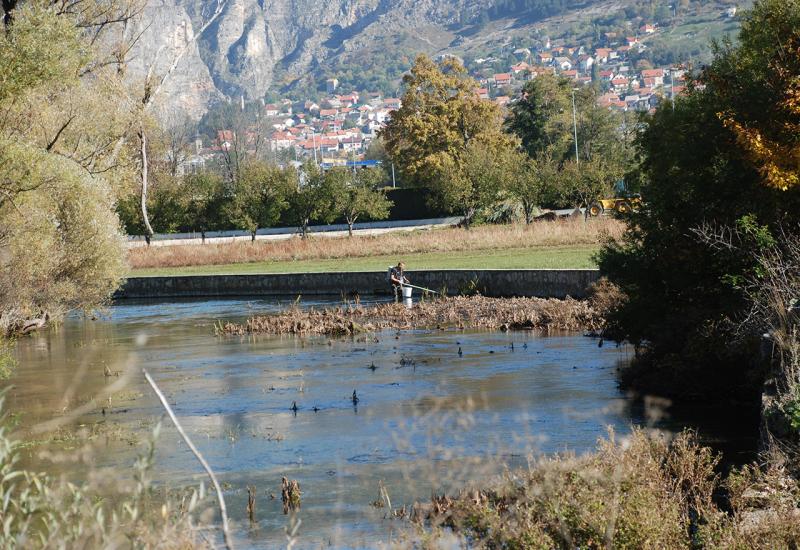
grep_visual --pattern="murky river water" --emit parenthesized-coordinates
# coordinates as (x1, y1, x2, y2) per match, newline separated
(7, 298, 643, 548)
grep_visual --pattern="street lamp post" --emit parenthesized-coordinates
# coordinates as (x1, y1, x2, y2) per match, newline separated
(571, 89, 579, 165)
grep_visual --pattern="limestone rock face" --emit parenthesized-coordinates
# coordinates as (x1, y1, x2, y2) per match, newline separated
(129, 0, 491, 119)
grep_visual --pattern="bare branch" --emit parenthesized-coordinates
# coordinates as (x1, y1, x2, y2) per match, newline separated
(46, 114, 77, 152)
(143, 369, 234, 550)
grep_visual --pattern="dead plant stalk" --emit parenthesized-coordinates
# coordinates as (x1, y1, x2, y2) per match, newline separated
(143, 369, 234, 550)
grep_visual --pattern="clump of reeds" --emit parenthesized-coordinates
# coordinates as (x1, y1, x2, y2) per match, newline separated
(281, 477, 301, 514)
(128, 218, 624, 270)
(219, 295, 603, 336)
(410, 428, 800, 549)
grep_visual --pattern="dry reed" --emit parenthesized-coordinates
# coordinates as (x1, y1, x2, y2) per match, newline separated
(409, 429, 800, 549)
(129, 218, 624, 270)
(219, 295, 603, 336)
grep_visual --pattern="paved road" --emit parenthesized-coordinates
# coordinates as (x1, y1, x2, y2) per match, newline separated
(127, 217, 463, 248)
(127, 208, 585, 249)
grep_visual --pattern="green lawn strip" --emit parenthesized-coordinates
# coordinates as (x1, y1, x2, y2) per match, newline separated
(130, 245, 599, 277)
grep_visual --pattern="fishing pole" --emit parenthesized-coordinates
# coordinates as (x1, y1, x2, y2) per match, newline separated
(401, 283, 441, 295)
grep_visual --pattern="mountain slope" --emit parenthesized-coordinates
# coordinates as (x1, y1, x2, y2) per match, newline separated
(128, 0, 736, 119)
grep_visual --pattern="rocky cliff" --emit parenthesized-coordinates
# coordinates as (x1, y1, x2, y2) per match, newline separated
(128, 0, 493, 119)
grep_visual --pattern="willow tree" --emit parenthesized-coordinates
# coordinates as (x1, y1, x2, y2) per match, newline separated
(0, 0, 135, 334)
(380, 54, 517, 226)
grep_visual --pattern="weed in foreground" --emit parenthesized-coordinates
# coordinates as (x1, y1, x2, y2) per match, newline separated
(0, 396, 215, 548)
(406, 429, 800, 549)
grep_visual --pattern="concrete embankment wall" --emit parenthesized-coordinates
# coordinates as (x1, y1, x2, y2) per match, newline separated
(116, 269, 601, 300)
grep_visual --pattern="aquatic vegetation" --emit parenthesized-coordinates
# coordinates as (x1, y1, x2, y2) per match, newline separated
(219, 295, 603, 336)
(281, 477, 302, 514)
(0, 337, 15, 380)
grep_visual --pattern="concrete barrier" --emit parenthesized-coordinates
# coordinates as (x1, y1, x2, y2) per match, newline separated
(116, 269, 601, 300)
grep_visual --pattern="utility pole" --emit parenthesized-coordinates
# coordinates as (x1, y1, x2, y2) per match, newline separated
(670, 68, 675, 112)
(312, 131, 318, 165)
(571, 89, 579, 165)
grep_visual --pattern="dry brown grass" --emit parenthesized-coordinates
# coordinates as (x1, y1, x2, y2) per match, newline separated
(129, 218, 624, 270)
(408, 429, 800, 549)
(219, 295, 603, 336)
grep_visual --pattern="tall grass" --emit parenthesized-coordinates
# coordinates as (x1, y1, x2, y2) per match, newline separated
(410, 429, 800, 549)
(128, 218, 624, 270)
(0, 408, 214, 548)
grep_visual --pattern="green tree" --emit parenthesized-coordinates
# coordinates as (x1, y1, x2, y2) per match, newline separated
(117, 175, 186, 235)
(506, 74, 574, 158)
(508, 154, 559, 224)
(228, 162, 290, 241)
(284, 163, 337, 239)
(559, 159, 618, 214)
(380, 54, 514, 187)
(183, 172, 226, 243)
(328, 167, 393, 236)
(597, 0, 800, 405)
(0, 1, 134, 335)
(428, 139, 516, 228)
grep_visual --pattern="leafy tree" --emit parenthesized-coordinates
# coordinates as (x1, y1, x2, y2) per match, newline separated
(381, 54, 517, 224)
(228, 162, 290, 241)
(380, 54, 514, 188)
(507, 75, 623, 165)
(598, 0, 800, 404)
(284, 163, 337, 239)
(0, 1, 134, 335)
(183, 172, 226, 243)
(508, 154, 559, 224)
(559, 159, 618, 214)
(428, 139, 516, 228)
(117, 175, 186, 235)
(714, 2, 800, 191)
(505, 74, 574, 158)
(328, 167, 393, 236)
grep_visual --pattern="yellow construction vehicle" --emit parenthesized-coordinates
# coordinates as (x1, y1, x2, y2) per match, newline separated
(588, 181, 641, 217)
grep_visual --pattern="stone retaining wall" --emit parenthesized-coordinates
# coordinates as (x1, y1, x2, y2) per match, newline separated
(116, 270, 601, 300)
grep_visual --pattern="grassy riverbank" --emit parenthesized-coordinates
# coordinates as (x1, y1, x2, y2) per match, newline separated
(131, 244, 599, 276)
(128, 218, 620, 276)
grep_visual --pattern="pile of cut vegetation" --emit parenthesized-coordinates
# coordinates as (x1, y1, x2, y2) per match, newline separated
(219, 295, 603, 336)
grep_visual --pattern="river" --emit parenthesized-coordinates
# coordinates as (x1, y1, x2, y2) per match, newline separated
(7, 297, 644, 548)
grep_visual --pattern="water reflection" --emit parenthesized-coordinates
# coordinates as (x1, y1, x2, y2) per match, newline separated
(7, 298, 639, 549)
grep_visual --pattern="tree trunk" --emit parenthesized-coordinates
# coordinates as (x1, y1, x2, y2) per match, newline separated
(139, 126, 155, 245)
(201, 230, 206, 244)
(347, 221, 354, 237)
(2, 0, 17, 26)
(462, 208, 474, 230)
(523, 201, 533, 225)
(251, 230, 257, 242)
